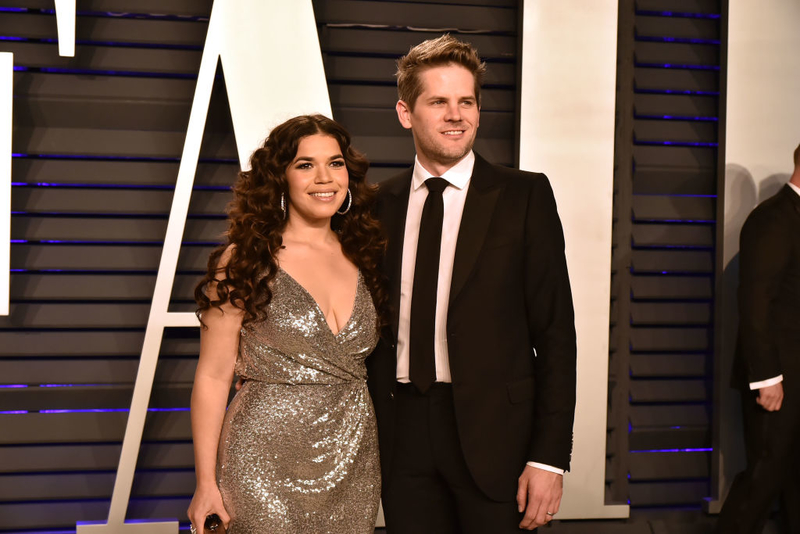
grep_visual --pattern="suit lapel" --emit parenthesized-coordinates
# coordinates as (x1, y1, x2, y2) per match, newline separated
(380, 171, 412, 342)
(784, 184, 800, 219)
(449, 154, 503, 305)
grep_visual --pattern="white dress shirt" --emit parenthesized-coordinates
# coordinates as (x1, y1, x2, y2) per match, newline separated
(396, 152, 473, 384)
(395, 151, 564, 476)
(749, 181, 800, 390)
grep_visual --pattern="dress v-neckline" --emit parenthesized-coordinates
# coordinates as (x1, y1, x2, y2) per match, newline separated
(278, 266, 360, 338)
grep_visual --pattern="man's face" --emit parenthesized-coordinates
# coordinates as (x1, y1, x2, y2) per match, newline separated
(396, 64, 480, 176)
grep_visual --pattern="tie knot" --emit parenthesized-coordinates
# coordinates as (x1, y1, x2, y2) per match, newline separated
(424, 177, 449, 194)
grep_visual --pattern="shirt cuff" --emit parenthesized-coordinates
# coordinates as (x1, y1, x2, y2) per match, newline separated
(526, 461, 564, 475)
(749, 375, 783, 390)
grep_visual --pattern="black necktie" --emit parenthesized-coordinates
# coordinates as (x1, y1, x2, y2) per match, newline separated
(409, 177, 449, 393)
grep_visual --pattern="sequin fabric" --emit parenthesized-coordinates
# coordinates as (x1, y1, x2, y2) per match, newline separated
(217, 268, 380, 533)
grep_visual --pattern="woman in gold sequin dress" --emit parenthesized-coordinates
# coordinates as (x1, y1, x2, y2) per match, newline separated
(187, 115, 386, 533)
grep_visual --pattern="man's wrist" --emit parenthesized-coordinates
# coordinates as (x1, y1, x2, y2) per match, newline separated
(526, 461, 564, 475)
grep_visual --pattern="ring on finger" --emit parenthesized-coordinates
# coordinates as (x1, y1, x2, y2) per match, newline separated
(190, 525, 197, 534)
(546, 511, 556, 517)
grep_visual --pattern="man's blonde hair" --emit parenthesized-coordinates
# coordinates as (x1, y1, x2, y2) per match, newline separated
(396, 34, 486, 110)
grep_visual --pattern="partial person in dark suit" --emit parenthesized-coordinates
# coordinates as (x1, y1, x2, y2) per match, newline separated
(717, 144, 800, 534)
(367, 35, 577, 533)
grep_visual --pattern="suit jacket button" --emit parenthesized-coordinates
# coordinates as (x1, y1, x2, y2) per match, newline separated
(389, 391, 395, 400)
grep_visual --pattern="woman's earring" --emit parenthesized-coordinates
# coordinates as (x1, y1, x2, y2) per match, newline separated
(280, 193, 287, 219)
(336, 188, 352, 215)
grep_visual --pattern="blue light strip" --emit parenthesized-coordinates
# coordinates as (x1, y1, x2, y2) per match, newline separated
(1, 408, 190, 415)
(636, 10, 721, 19)
(635, 89, 720, 96)
(12, 182, 232, 191)
(0, 7, 28, 12)
(635, 36, 720, 45)
(12, 153, 237, 164)
(635, 62, 720, 71)
(12, 240, 220, 246)
(630, 447, 713, 453)
(634, 141, 719, 148)
(635, 114, 718, 122)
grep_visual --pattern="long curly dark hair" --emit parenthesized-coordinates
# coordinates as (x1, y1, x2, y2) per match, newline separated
(195, 114, 387, 328)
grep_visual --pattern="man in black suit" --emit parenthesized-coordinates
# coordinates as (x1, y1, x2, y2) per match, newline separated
(367, 35, 576, 533)
(717, 144, 800, 534)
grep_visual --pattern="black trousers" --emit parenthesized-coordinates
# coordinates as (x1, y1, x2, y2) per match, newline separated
(717, 386, 800, 534)
(381, 382, 526, 534)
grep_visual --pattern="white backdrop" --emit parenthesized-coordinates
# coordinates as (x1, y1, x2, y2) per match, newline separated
(711, 0, 800, 512)
(519, 0, 628, 519)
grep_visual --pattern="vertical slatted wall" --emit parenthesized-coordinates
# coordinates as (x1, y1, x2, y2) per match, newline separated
(610, 0, 722, 511)
(0, 1, 519, 531)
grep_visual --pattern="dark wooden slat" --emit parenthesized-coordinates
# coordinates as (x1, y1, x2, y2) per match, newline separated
(0, 471, 195, 501)
(629, 450, 710, 480)
(630, 302, 711, 325)
(628, 480, 710, 506)
(634, 146, 716, 170)
(634, 119, 717, 143)
(630, 327, 710, 351)
(2, 0, 212, 15)
(12, 189, 228, 214)
(630, 404, 709, 425)
(14, 71, 196, 100)
(630, 379, 709, 402)
(0, 384, 192, 411)
(0, 331, 197, 357)
(634, 93, 718, 117)
(632, 224, 713, 247)
(10, 244, 213, 271)
(0, 357, 196, 385)
(635, 42, 719, 67)
(629, 426, 710, 450)
(10, 273, 201, 301)
(0, 442, 194, 472)
(636, 0, 720, 14)
(633, 169, 716, 195)
(4, 41, 203, 74)
(12, 218, 226, 242)
(630, 276, 712, 299)
(13, 127, 236, 159)
(12, 159, 238, 187)
(314, 0, 517, 32)
(631, 250, 713, 273)
(632, 195, 715, 221)
(0, 411, 191, 444)
(635, 15, 718, 40)
(0, 303, 152, 328)
(15, 96, 192, 131)
(634, 67, 719, 92)
(0, 497, 192, 531)
(0, 12, 208, 46)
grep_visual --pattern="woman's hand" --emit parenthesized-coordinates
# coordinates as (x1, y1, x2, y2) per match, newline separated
(187, 484, 231, 533)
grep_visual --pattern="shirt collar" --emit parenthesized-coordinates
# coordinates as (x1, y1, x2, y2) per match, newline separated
(788, 181, 800, 197)
(412, 151, 475, 192)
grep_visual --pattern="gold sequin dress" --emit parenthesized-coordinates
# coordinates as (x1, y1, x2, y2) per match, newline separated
(216, 268, 380, 533)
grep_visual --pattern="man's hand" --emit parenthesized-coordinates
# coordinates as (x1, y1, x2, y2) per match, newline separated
(756, 381, 783, 411)
(517, 465, 563, 530)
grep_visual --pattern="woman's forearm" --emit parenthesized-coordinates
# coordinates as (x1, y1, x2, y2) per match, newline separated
(191, 373, 233, 488)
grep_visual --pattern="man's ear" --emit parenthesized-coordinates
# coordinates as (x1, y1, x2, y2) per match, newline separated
(396, 100, 413, 130)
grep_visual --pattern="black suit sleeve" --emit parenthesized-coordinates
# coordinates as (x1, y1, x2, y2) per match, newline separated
(738, 208, 792, 383)
(523, 174, 577, 471)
